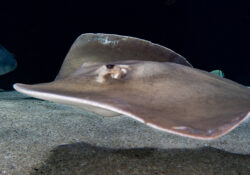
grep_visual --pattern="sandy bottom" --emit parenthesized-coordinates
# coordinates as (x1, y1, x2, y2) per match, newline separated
(0, 91, 249, 174)
(30, 143, 250, 175)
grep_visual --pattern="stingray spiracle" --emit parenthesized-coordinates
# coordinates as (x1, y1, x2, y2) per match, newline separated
(96, 64, 130, 83)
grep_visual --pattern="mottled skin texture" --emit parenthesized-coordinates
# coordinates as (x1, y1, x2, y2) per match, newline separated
(13, 33, 250, 139)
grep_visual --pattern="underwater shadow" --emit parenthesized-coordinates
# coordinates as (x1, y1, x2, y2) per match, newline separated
(30, 142, 250, 175)
(0, 97, 40, 101)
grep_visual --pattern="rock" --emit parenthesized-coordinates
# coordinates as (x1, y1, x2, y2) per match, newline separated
(0, 91, 249, 174)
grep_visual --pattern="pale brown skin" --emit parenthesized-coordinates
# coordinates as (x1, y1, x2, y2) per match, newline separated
(56, 33, 191, 79)
(13, 33, 250, 139)
(14, 60, 250, 139)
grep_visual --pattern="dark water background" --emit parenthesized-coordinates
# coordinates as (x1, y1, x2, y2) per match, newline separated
(0, 0, 249, 89)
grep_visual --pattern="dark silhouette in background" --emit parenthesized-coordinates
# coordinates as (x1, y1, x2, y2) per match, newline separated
(0, 0, 249, 89)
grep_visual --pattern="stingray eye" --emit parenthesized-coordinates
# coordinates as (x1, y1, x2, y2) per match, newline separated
(106, 64, 114, 69)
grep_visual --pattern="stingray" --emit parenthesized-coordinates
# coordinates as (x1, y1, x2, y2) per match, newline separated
(0, 45, 17, 76)
(13, 33, 250, 140)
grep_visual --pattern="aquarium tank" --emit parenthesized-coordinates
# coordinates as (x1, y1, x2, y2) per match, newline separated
(0, 0, 249, 174)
